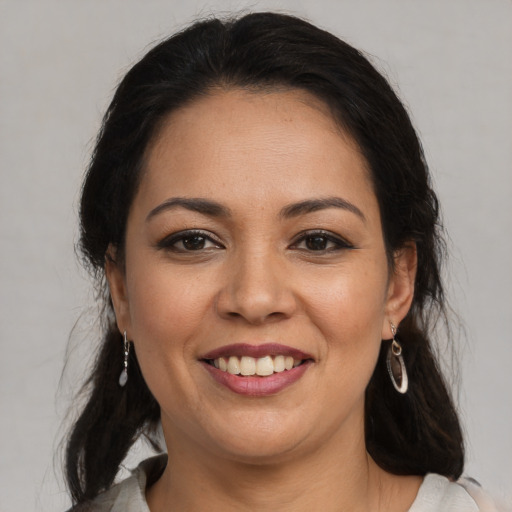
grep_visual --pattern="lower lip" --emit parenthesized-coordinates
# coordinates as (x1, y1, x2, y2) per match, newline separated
(202, 361, 312, 396)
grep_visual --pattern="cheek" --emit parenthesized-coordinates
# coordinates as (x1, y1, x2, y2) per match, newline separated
(125, 262, 216, 372)
(124, 267, 215, 419)
(304, 264, 388, 337)
(302, 263, 388, 382)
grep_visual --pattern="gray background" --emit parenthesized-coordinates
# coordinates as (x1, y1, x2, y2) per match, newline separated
(0, 1, 511, 510)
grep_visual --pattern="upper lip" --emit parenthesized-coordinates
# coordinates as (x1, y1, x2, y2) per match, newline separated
(201, 343, 313, 361)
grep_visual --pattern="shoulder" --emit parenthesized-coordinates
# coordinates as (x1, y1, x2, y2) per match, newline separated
(66, 455, 167, 512)
(409, 473, 501, 512)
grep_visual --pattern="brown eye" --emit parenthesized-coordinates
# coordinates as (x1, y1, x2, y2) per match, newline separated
(157, 230, 223, 252)
(305, 235, 329, 251)
(291, 230, 353, 253)
(182, 235, 207, 250)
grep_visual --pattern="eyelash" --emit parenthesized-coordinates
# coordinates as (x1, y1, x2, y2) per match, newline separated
(290, 230, 354, 252)
(157, 229, 353, 253)
(157, 230, 224, 252)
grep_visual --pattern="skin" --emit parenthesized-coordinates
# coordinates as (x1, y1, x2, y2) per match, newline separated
(107, 88, 420, 511)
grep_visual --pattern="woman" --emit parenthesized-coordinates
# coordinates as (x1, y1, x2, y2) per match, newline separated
(65, 12, 496, 511)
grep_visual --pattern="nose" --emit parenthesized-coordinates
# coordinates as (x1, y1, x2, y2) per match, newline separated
(216, 248, 297, 325)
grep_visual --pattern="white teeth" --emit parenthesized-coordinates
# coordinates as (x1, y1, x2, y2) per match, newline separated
(256, 356, 274, 376)
(212, 355, 303, 376)
(273, 355, 285, 373)
(240, 356, 256, 376)
(227, 356, 241, 375)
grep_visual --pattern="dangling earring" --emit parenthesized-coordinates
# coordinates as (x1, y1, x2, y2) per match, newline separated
(386, 323, 408, 394)
(119, 330, 130, 387)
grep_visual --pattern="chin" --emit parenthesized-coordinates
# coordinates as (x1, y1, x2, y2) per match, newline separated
(190, 410, 308, 464)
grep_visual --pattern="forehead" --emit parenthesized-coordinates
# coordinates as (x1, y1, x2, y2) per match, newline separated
(138, 88, 376, 216)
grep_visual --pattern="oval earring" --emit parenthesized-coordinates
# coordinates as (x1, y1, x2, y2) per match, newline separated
(119, 330, 130, 387)
(386, 323, 408, 394)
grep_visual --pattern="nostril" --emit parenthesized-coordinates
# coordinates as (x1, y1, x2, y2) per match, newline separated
(226, 310, 287, 324)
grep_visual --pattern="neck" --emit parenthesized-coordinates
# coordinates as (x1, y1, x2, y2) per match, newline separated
(146, 418, 420, 512)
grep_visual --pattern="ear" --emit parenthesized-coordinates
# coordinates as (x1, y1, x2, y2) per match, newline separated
(382, 242, 417, 340)
(105, 244, 132, 336)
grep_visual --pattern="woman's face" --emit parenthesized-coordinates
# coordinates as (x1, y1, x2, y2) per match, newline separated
(107, 89, 415, 463)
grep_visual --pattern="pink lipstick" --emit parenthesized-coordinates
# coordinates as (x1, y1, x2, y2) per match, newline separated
(200, 343, 313, 396)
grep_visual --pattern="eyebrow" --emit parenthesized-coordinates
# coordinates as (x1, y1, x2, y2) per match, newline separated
(146, 196, 365, 222)
(146, 197, 232, 222)
(279, 197, 366, 222)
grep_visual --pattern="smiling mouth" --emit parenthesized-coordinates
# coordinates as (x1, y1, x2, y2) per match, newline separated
(201, 344, 313, 395)
(204, 355, 306, 377)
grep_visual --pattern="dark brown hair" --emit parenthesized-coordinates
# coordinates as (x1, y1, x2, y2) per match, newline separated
(66, 12, 464, 504)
